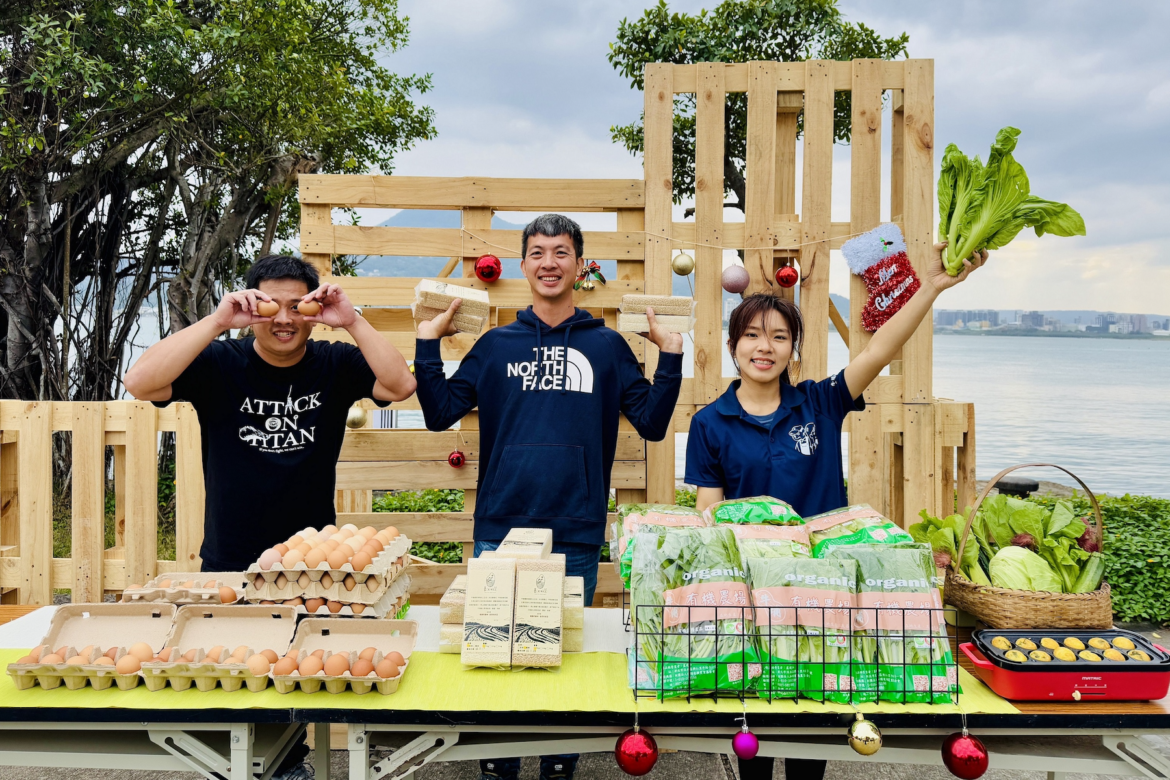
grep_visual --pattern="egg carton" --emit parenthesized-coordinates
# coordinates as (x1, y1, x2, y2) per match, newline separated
(6, 603, 176, 691)
(121, 572, 248, 605)
(272, 618, 416, 695)
(246, 558, 411, 606)
(141, 604, 297, 692)
(258, 575, 412, 619)
(245, 535, 412, 602)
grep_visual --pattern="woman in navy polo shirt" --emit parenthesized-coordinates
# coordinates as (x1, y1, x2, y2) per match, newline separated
(686, 242, 988, 780)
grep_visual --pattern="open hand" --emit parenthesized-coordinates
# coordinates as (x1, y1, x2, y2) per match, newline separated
(639, 307, 684, 354)
(300, 283, 359, 329)
(211, 289, 275, 331)
(418, 299, 461, 339)
(926, 242, 988, 292)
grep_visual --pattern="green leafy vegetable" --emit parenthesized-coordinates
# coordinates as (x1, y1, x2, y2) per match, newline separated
(612, 504, 707, 588)
(705, 496, 804, 526)
(938, 127, 1085, 276)
(988, 545, 1064, 593)
(806, 505, 913, 558)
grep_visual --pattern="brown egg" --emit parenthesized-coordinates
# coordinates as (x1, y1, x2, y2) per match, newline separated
(65, 655, 88, 665)
(384, 526, 399, 539)
(78, 645, 94, 658)
(116, 655, 142, 674)
(159, 579, 173, 588)
(261, 649, 279, 664)
(205, 646, 225, 663)
(305, 598, 326, 613)
(129, 642, 154, 662)
(343, 575, 357, 591)
(326, 549, 350, 569)
(305, 549, 328, 568)
(343, 536, 365, 553)
(350, 552, 373, 573)
(29, 647, 43, 662)
(326, 600, 343, 614)
(384, 651, 406, 671)
(157, 647, 173, 662)
(351, 603, 366, 614)
(253, 574, 265, 589)
(15, 655, 35, 664)
(94, 656, 115, 666)
(128, 583, 142, 590)
(311, 648, 326, 659)
(231, 645, 249, 660)
(219, 586, 238, 604)
(183, 580, 197, 588)
(256, 300, 279, 317)
(276, 574, 291, 591)
(355, 647, 376, 661)
(286, 596, 304, 606)
(295, 542, 312, 555)
(322, 524, 338, 534)
(359, 526, 377, 539)
(260, 600, 276, 605)
(363, 538, 385, 554)
(351, 658, 375, 677)
(54, 646, 68, 659)
(297, 573, 311, 588)
(274, 543, 289, 556)
(320, 573, 335, 589)
(41, 653, 65, 665)
(247, 654, 271, 675)
(323, 653, 350, 676)
(273, 656, 298, 675)
(298, 655, 324, 676)
(287, 535, 304, 548)
(374, 658, 399, 678)
(281, 551, 304, 569)
(204, 579, 218, 588)
(104, 647, 119, 660)
(182, 649, 199, 662)
(296, 300, 321, 316)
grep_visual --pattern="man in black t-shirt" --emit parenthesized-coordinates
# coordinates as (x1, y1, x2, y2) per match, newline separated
(125, 255, 416, 572)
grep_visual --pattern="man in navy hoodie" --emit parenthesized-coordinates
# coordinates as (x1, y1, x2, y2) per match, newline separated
(415, 213, 683, 780)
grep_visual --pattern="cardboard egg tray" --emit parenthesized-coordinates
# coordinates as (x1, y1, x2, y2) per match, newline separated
(263, 574, 411, 619)
(272, 618, 416, 695)
(245, 535, 411, 603)
(141, 604, 297, 692)
(121, 572, 248, 605)
(6, 603, 176, 691)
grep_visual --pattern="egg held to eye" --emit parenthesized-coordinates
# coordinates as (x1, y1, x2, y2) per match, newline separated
(297, 300, 321, 316)
(256, 300, 279, 317)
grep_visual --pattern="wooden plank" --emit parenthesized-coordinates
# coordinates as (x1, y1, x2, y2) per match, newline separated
(123, 403, 159, 590)
(336, 276, 640, 309)
(0, 400, 176, 433)
(299, 175, 644, 210)
(334, 460, 647, 491)
(341, 430, 481, 461)
(312, 327, 479, 362)
(828, 298, 850, 350)
(902, 404, 936, 527)
(409, 561, 621, 605)
(464, 230, 644, 260)
(846, 59, 887, 513)
(617, 208, 648, 389)
(71, 403, 105, 602)
(336, 512, 623, 543)
(17, 403, 52, 604)
(113, 444, 126, 548)
(0, 439, 17, 604)
(890, 90, 905, 220)
(743, 62, 778, 294)
(305, 226, 645, 261)
(642, 62, 676, 505)
(798, 59, 834, 382)
(956, 404, 978, 513)
(775, 93, 801, 217)
(693, 62, 725, 405)
(671, 61, 822, 94)
(900, 60, 935, 402)
(300, 204, 333, 277)
(174, 403, 204, 571)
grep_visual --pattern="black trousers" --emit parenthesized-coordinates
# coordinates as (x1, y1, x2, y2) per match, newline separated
(738, 756, 827, 779)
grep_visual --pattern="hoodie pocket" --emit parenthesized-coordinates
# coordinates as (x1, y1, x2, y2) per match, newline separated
(482, 444, 589, 521)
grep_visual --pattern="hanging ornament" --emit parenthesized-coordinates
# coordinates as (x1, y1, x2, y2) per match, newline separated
(474, 254, 502, 283)
(574, 261, 607, 292)
(448, 450, 466, 469)
(722, 265, 750, 294)
(775, 265, 799, 288)
(942, 728, 989, 779)
(731, 716, 759, 760)
(671, 252, 696, 276)
(614, 728, 658, 776)
(847, 713, 882, 756)
(345, 404, 368, 430)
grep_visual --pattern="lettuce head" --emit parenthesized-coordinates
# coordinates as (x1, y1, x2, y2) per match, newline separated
(989, 545, 1064, 593)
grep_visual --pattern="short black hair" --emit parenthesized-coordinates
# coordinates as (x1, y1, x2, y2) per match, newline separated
(245, 254, 320, 291)
(521, 214, 584, 260)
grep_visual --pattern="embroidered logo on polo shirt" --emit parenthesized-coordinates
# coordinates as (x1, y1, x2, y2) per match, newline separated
(789, 422, 818, 456)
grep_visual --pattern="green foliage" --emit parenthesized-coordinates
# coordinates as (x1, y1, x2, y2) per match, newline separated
(373, 490, 464, 563)
(607, 0, 908, 209)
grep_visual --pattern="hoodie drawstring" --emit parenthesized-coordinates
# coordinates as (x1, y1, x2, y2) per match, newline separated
(561, 323, 574, 394)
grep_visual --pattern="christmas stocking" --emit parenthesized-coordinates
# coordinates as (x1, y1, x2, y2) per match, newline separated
(842, 222, 921, 332)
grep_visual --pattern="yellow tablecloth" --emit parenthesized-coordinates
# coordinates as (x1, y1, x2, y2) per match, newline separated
(0, 649, 1017, 715)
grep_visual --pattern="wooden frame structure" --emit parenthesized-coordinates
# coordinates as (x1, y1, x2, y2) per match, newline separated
(0, 59, 976, 606)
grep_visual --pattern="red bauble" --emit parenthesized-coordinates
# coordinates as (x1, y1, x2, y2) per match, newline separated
(447, 450, 465, 468)
(775, 265, 799, 288)
(942, 730, 989, 779)
(474, 254, 502, 283)
(614, 728, 658, 776)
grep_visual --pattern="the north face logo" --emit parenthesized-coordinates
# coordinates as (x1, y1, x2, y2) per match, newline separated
(506, 347, 594, 393)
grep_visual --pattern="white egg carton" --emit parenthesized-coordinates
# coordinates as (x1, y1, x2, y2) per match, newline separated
(6, 603, 176, 691)
(256, 574, 412, 619)
(272, 619, 416, 695)
(121, 572, 248, 605)
(245, 534, 412, 602)
(141, 604, 297, 692)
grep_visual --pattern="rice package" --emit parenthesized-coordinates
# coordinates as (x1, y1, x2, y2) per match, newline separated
(611, 503, 707, 588)
(805, 504, 913, 558)
(704, 496, 803, 526)
(630, 526, 760, 698)
(826, 544, 958, 704)
(730, 524, 810, 568)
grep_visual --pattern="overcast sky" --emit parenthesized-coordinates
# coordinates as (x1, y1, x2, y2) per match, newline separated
(375, 0, 1169, 314)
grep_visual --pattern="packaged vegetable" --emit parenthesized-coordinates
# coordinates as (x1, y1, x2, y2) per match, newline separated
(806, 505, 913, 558)
(703, 496, 803, 526)
(730, 524, 810, 568)
(629, 526, 760, 698)
(826, 544, 958, 704)
(611, 504, 707, 588)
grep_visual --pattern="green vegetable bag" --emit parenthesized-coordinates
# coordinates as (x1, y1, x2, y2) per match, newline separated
(704, 496, 803, 526)
(731, 524, 811, 568)
(827, 544, 959, 705)
(806, 505, 913, 558)
(612, 504, 708, 588)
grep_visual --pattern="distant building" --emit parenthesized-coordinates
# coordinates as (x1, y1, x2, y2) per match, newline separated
(1020, 311, 1045, 329)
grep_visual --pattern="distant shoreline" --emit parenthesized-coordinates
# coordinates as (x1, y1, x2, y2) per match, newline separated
(934, 329, 1169, 341)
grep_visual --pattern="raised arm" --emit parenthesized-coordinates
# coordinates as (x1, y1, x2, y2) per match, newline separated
(123, 289, 273, 401)
(843, 243, 988, 399)
(414, 300, 482, 432)
(619, 312, 684, 441)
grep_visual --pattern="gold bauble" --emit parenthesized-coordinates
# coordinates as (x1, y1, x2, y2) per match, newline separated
(847, 714, 882, 756)
(671, 252, 696, 276)
(345, 405, 368, 429)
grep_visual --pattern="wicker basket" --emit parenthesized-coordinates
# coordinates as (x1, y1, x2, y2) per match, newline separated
(943, 463, 1113, 630)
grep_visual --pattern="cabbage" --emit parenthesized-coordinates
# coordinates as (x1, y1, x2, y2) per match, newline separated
(938, 127, 1085, 276)
(988, 545, 1064, 593)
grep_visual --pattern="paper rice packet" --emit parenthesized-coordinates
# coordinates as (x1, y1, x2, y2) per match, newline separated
(620, 295, 696, 316)
(617, 312, 694, 333)
(498, 527, 553, 559)
(512, 555, 566, 668)
(461, 556, 517, 668)
(414, 279, 491, 319)
(439, 575, 467, 623)
(411, 302, 485, 334)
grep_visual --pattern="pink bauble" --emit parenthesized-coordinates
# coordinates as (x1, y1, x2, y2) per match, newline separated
(732, 729, 759, 760)
(722, 265, 750, 294)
